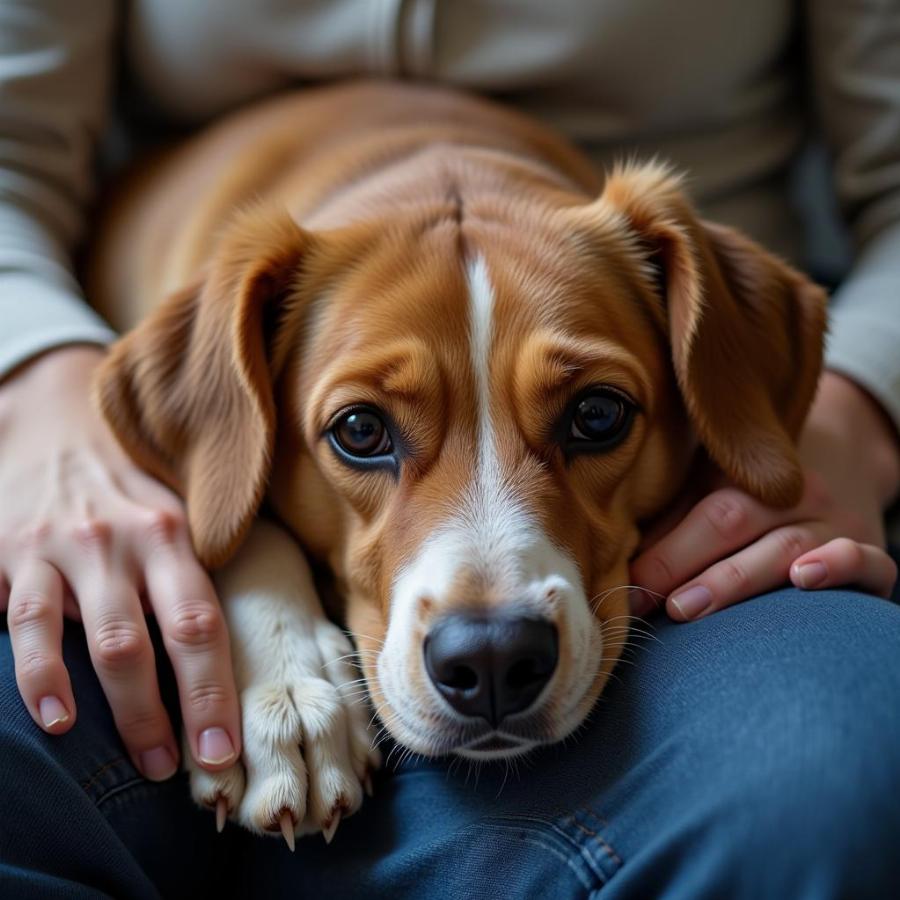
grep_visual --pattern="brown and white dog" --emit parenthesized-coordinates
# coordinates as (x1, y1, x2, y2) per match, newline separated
(88, 80, 826, 843)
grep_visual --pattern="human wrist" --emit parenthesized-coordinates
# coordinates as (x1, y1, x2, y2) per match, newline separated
(807, 370, 900, 509)
(1, 344, 105, 398)
(0, 345, 108, 434)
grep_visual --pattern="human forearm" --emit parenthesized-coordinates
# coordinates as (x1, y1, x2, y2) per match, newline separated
(0, 0, 117, 379)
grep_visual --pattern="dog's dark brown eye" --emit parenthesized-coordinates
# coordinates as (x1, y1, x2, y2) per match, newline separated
(332, 409, 392, 458)
(568, 389, 634, 448)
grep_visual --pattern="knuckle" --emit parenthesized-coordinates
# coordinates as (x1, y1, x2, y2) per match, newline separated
(834, 537, 864, 568)
(642, 553, 675, 588)
(9, 592, 55, 629)
(774, 527, 810, 562)
(115, 707, 167, 741)
(718, 559, 749, 593)
(17, 523, 53, 554)
(167, 603, 224, 649)
(185, 680, 231, 715)
(142, 508, 187, 545)
(93, 622, 149, 668)
(73, 519, 113, 555)
(16, 650, 60, 680)
(703, 493, 749, 541)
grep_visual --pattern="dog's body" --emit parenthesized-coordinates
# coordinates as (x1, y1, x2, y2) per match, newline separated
(89, 80, 826, 842)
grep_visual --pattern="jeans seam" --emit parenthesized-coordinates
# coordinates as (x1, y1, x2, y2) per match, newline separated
(483, 812, 621, 888)
(469, 819, 597, 891)
(79, 755, 152, 809)
(80, 756, 128, 794)
(568, 816, 623, 868)
(93, 776, 150, 810)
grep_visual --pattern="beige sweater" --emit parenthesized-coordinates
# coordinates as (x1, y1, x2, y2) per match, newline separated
(1, 0, 899, 435)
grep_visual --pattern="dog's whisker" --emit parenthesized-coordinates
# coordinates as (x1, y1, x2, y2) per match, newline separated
(589, 583, 667, 613)
(601, 613, 659, 624)
(343, 691, 374, 702)
(345, 692, 375, 703)
(333, 678, 371, 691)
(601, 626, 647, 638)
(601, 625, 660, 642)
(348, 632, 386, 648)
(600, 622, 660, 637)
(324, 652, 374, 666)
(338, 686, 370, 697)
(600, 621, 657, 634)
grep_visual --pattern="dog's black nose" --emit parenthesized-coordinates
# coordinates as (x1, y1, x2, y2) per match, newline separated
(424, 615, 558, 726)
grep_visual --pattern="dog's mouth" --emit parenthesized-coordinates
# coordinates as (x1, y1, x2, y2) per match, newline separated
(455, 732, 536, 760)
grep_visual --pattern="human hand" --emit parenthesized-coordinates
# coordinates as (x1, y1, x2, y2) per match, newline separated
(0, 347, 241, 780)
(631, 372, 900, 620)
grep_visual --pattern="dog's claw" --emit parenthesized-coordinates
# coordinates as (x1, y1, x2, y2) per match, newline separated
(215, 796, 228, 834)
(279, 811, 296, 852)
(323, 812, 341, 845)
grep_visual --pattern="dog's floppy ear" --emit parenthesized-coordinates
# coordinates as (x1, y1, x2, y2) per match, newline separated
(94, 204, 311, 567)
(591, 162, 827, 507)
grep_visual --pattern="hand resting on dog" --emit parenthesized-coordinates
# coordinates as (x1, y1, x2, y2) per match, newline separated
(631, 370, 899, 617)
(0, 346, 242, 782)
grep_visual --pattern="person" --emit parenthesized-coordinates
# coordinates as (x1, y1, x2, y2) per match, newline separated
(1, 2, 898, 897)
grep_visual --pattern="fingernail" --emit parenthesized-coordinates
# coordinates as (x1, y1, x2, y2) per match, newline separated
(38, 695, 69, 729)
(139, 745, 178, 781)
(199, 727, 236, 765)
(670, 585, 713, 619)
(793, 561, 827, 589)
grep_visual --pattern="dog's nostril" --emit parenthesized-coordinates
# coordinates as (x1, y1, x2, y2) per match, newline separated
(445, 665, 478, 691)
(506, 658, 547, 691)
(424, 615, 558, 726)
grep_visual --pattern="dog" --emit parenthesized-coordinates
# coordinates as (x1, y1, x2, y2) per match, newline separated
(87, 80, 827, 846)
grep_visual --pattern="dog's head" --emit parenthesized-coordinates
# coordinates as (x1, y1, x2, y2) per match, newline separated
(96, 162, 826, 759)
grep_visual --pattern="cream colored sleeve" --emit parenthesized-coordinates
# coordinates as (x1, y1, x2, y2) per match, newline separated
(0, 0, 117, 380)
(806, 0, 900, 431)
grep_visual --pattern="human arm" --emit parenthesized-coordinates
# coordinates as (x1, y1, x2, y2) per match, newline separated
(0, 1, 241, 778)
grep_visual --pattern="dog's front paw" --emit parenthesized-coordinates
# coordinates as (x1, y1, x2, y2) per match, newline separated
(187, 625, 380, 847)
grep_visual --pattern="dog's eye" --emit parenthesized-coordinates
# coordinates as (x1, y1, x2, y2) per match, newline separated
(331, 408, 393, 459)
(567, 389, 634, 450)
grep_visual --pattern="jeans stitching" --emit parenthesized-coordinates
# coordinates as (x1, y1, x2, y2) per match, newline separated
(94, 776, 154, 810)
(468, 819, 596, 890)
(79, 755, 141, 807)
(573, 807, 624, 868)
(568, 816, 624, 868)
(483, 813, 619, 886)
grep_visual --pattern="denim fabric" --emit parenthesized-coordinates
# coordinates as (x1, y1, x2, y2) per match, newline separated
(2, 571, 900, 899)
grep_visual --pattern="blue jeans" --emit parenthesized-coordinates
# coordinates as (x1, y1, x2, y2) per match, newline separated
(2, 574, 900, 899)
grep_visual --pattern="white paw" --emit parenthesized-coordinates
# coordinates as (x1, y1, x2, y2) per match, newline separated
(187, 620, 380, 844)
(185, 519, 380, 846)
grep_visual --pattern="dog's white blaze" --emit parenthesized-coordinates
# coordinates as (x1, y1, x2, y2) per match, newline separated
(467, 255, 497, 483)
(463, 255, 537, 576)
(379, 255, 598, 752)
